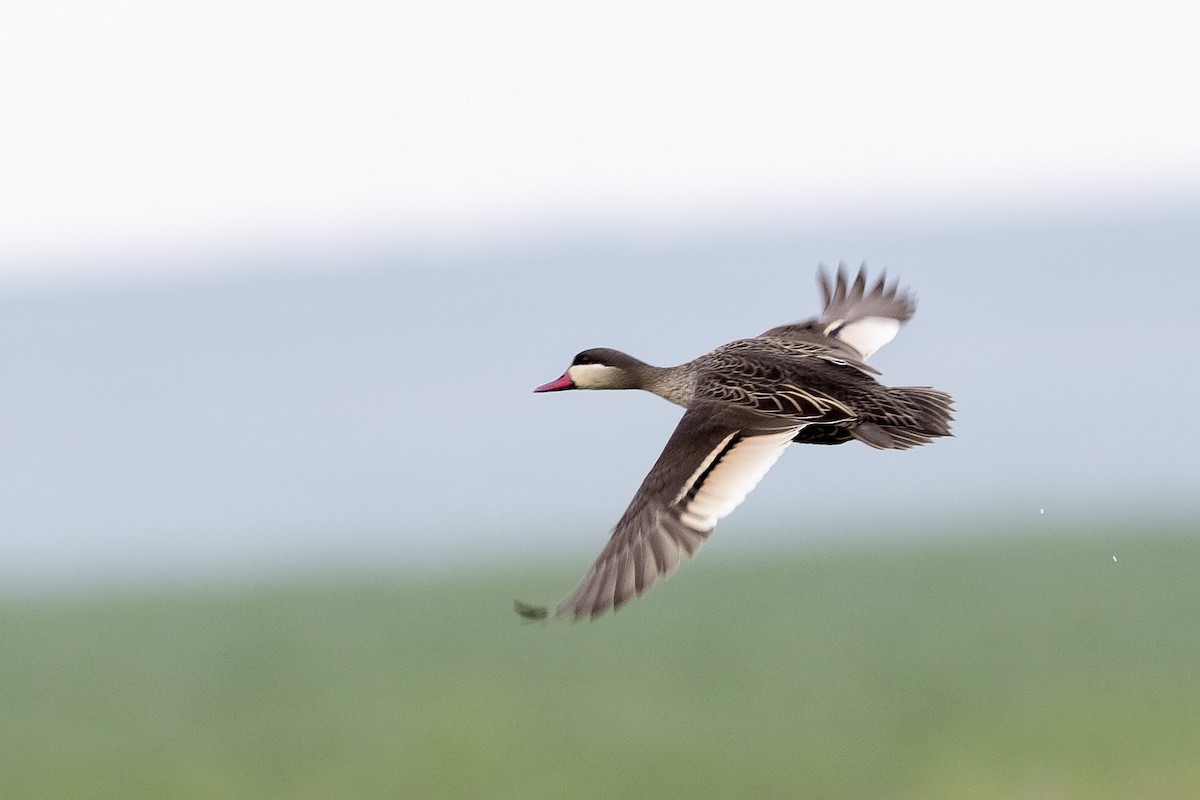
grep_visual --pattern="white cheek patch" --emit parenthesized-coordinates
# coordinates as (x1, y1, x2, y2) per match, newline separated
(828, 316, 901, 359)
(567, 362, 618, 389)
(673, 427, 800, 532)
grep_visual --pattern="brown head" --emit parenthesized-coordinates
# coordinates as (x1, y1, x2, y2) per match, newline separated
(533, 348, 652, 393)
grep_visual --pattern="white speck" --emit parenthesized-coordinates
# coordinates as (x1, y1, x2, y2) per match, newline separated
(1039, 508, 1044, 515)
(1113, 556, 1118, 562)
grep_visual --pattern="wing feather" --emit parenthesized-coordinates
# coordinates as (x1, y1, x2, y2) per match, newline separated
(556, 405, 800, 619)
(760, 263, 916, 359)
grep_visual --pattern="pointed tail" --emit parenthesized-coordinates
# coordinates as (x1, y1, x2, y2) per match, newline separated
(850, 386, 955, 450)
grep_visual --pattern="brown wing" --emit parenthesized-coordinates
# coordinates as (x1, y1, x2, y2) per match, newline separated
(759, 263, 916, 360)
(556, 403, 802, 619)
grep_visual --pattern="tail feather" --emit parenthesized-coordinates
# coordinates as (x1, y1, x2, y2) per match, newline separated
(849, 386, 954, 450)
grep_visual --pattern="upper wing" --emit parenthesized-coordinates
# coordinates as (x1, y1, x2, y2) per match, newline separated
(759, 263, 916, 360)
(556, 403, 802, 619)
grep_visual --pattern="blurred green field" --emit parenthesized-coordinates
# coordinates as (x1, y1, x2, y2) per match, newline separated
(2, 525, 1198, 800)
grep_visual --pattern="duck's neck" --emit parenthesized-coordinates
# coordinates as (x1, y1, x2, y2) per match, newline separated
(639, 363, 696, 408)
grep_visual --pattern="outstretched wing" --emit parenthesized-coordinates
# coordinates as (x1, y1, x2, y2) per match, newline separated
(759, 263, 916, 359)
(556, 403, 802, 619)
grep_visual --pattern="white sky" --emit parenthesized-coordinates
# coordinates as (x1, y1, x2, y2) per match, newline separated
(3, 2, 1199, 285)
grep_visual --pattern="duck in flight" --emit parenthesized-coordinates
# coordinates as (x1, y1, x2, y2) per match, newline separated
(521, 264, 953, 620)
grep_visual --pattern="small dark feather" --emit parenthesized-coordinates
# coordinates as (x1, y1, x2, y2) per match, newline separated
(513, 599, 550, 621)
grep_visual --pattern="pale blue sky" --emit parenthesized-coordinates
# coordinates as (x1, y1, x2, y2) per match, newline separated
(1, 203, 1197, 588)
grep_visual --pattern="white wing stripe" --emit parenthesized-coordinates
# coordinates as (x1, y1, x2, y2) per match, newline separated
(828, 316, 901, 359)
(672, 431, 738, 505)
(675, 428, 800, 531)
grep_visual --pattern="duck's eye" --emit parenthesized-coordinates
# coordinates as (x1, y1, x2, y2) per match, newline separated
(573, 352, 594, 365)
